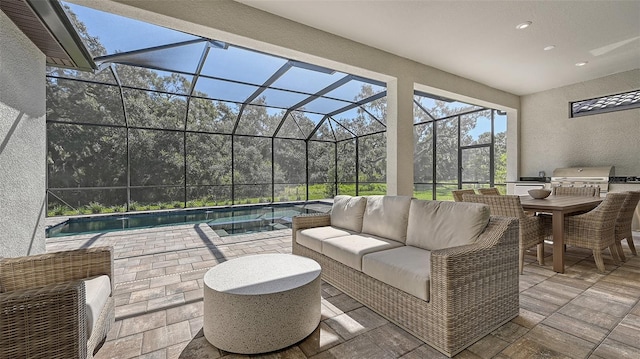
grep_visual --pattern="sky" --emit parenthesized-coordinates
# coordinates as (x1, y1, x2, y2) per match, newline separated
(62, 1, 503, 135)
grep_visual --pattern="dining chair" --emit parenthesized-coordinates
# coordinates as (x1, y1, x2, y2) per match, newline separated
(462, 194, 545, 274)
(563, 192, 626, 273)
(614, 191, 640, 261)
(552, 186, 599, 197)
(451, 189, 476, 202)
(542, 186, 600, 228)
(477, 187, 501, 196)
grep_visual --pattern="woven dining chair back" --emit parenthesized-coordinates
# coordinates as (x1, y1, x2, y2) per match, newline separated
(451, 189, 476, 202)
(462, 194, 545, 274)
(478, 187, 501, 196)
(563, 192, 627, 273)
(552, 186, 599, 197)
(614, 191, 640, 261)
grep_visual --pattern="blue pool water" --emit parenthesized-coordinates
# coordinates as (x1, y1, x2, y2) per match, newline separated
(46, 202, 331, 238)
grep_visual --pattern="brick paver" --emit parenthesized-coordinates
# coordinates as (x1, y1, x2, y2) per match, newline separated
(44, 224, 640, 359)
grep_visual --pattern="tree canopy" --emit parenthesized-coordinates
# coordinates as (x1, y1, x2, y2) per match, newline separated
(45, 5, 506, 215)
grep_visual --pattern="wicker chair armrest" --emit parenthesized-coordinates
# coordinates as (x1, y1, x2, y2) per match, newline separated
(0, 281, 87, 359)
(292, 214, 331, 233)
(564, 202, 613, 231)
(564, 214, 608, 236)
(520, 214, 545, 237)
(429, 216, 519, 301)
(0, 247, 113, 293)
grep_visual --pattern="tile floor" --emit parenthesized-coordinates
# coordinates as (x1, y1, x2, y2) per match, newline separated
(45, 224, 640, 359)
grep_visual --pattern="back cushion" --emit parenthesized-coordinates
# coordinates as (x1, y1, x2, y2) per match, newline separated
(406, 199, 490, 251)
(331, 195, 367, 232)
(361, 196, 412, 243)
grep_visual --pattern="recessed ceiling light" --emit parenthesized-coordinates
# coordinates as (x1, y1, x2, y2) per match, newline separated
(575, 61, 589, 67)
(543, 45, 556, 51)
(516, 21, 532, 30)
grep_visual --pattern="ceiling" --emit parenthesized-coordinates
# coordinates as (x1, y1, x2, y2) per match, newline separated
(237, 0, 640, 96)
(0, 0, 95, 70)
(1, 0, 72, 66)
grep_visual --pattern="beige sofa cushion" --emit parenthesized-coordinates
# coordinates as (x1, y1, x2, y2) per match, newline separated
(322, 234, 404, 271)
(362, 246, 431, 301)
(296, 226, 355, 252)
(361, 195, 412, 243)
(406, 199, 490, 251)
(331, 195, 367, 232)
(83, 275, 111, 338)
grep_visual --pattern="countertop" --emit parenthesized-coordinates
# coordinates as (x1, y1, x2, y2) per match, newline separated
(508, 176, 640, 184)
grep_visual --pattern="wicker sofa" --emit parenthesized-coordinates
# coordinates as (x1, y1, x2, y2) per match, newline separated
(0, 247, 114, 359)
(292, 195, 519, 357)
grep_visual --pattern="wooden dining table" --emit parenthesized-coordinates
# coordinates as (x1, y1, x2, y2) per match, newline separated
(520, 195, 603, 273)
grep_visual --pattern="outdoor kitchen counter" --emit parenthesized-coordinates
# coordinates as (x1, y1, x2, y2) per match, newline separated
(610, 183, 640, 230)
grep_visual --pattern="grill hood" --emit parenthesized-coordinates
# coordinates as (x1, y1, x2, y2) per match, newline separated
(552, 166, 614, 179)
(551, 166, 614, 196)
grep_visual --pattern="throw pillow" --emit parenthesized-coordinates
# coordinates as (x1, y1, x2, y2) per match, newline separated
(330, 195, 367, 232)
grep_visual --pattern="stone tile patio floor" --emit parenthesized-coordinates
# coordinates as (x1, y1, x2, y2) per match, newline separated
(45, 224, 640, 359)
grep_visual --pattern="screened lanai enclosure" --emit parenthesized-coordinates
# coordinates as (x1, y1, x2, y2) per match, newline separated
(45, 2, 506, 216)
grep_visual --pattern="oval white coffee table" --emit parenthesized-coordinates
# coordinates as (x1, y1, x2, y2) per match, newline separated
(203, 254, 321, 354)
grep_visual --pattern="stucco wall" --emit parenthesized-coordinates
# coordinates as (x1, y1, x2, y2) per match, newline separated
(0, 11, 47, 257)
(520, 69, 640, 177)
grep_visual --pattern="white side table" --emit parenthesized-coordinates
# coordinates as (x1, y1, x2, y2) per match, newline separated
(203, 254, 321, 354)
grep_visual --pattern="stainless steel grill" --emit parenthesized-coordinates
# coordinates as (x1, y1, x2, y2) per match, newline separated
(550, 166, 614, 196)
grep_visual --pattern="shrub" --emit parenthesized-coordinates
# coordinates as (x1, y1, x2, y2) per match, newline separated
(129, 201, 139, 211)
(158, 202, 168, 209)
(173, 201, 183, 209)
(88, 202, 103, 214)
(111, 204, 126, 213)
(52, 205, 67, 216)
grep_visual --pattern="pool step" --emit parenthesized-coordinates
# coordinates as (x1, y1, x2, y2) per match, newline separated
(269, 223, 289, 230)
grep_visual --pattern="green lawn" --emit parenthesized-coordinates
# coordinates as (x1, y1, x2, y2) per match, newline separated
(47, 183, 504, 216)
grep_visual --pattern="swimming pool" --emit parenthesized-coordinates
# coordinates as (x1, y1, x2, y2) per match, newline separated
(46, 202, 332, 238)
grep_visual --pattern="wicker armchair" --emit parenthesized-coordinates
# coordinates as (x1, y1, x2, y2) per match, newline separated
(0, 247, 114, 359)
(552, 186, 599, 197)
(463, 194, 545, 274)
(451, 189, 475, 202)
(563, 193, 626, 273)
(478, 187, 501, 196)
(614, 191, 640, 261)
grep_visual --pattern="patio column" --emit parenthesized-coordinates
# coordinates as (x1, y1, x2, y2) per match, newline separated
(386, 77, 414, 196)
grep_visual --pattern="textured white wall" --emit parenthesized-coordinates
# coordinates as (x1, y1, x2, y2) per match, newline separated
(520, 69, 640, 177)
(0, 12, 47, 257)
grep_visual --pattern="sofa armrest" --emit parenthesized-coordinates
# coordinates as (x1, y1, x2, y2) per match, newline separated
(0, 247, 113, 293)
(429, 216, 519, 305)
(564, 210, 606, 235)
(0, 281, 87, 359)
(292, 214, 331, 243)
